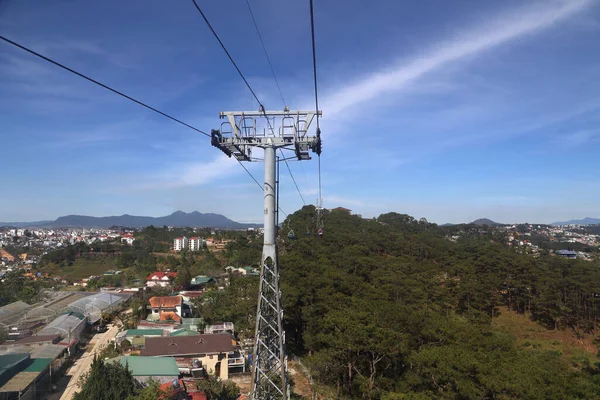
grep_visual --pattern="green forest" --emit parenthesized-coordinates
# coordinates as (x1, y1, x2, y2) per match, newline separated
(266, 206, 600, 398)
(25, 207, 600, 398)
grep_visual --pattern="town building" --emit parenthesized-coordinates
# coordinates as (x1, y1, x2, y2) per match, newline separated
(190, 276, 216, 289)
(146, 271, 178, 288)
(120, 233, 136, 245)
(189, 237, 205, 251)
(140, 334, 235, 379)
(173, 237, 189, 251)
(148, 296, 186, 322)
(118, 356, 179, 384)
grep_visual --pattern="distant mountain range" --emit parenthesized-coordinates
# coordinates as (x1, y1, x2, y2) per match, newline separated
(0, 211, 262, 229)
(551, 217, 600, 226)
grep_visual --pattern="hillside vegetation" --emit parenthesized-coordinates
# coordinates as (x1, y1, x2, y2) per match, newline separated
(275, 206, 600, 399)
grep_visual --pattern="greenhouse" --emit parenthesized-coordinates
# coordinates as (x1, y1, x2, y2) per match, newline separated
(37, 312, 87, 340)
(67, 292, 131, 323)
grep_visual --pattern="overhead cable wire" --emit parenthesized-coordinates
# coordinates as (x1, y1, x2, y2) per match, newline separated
(244, 0, 307, 205)
(191, 0, 306, 208)
(309, 0, 320, 131)
(280, 149, 306, 205)
(190, 0, 263, 108)
(244, 0, 286, 107)
(309, 0, 323, 214)
(0, 34, 272, 202)
(0, 35, 210, 138)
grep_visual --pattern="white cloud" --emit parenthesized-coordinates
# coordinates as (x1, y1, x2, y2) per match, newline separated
(132, 155, 244, 190)
(323, 0, 592, 116)
(556, 129, 600, 147)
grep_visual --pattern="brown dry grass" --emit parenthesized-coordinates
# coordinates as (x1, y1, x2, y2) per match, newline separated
(493, 306, 599, 362)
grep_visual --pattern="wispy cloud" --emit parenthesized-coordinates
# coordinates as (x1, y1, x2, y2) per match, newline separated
(323, 0, 592, 116)
(555, 129, 600, 147)
(132, 155, 243, 190)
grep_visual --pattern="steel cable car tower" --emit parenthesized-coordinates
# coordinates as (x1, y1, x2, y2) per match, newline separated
(212, 109, 321, 399)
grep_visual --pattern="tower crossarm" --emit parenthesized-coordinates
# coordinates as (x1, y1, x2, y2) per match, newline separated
(212, 109, 322, 161)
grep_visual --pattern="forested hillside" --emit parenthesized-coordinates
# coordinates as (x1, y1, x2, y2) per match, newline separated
(276, 206, 600, 399)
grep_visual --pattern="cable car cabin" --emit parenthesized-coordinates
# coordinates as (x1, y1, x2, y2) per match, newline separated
(288, 230, 296, 240)
(318, 228, 323, 237)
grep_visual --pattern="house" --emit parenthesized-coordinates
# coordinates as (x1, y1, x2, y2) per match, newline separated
(137, 320, 181, 334)
(169, 329, 200, 337)
(146, 272, 178, 288)
(176, 291, 203, 307)
(181, 318, 203, 332)
(173, 237, 189, 251)
(204, 322, 234, 335)
(140, 334, 235, 379)
(121, 233, 136, 245)
(118, 356, 179, 384)
(190, 276, 216, 289)
(189, 237, 205, 251)
(149, 296, 184, 322)
(119, 329, 164, 348)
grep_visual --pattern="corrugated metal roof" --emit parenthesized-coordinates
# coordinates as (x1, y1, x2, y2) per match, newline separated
(23, 358, 52, 372)
(169, 329, 200, 337)
(140, 334, 234, 357)
(120, 356, 179, 376)
(14, 335, 60, 345)
(0, 354, 29, 379)
(29, 344, 66, 359)
(190, 276, 215, 285)
(126, 329, 163, 337)
(0, 371, 39, 392)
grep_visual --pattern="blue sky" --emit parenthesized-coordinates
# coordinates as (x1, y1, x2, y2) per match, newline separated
(1, 0, 600, 224)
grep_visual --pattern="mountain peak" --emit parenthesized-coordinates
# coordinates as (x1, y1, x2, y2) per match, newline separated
(470, 218, 501, 226)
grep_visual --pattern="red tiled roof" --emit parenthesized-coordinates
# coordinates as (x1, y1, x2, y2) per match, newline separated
(121, 233, 134, 238)
(160, 311, 182, 322)
(146, 272, 178, 281)
(149, 296, 182, 308)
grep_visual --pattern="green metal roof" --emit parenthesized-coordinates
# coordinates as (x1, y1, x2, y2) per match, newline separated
(126, 329, 163, 337)
(0, 354, 29, 376)
(23, 358, 52, 373)
(169, 329, 200, 337)
(120, 356, 179, 376)
(190, 275, 215, 285)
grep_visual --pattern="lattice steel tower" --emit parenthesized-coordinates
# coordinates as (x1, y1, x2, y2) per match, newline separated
(211, 108, 321, 399)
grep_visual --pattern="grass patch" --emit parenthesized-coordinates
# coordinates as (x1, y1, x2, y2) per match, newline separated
(41, 257, 119, 280)
(493, 306, 599, 364)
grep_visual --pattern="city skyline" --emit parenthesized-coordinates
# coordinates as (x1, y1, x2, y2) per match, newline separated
(2, 0, 600, 224)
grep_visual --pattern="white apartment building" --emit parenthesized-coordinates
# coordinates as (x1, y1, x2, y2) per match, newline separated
(189, 237, 205, 251)
(173, 236, 189, 251)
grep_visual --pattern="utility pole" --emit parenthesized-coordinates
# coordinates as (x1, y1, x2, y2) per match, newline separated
(212, 108, 321, 400)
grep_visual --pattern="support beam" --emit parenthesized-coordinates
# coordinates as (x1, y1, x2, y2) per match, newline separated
(211, 108, 321, 400)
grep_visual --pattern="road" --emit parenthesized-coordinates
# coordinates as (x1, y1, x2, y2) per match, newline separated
(58, 324, 120, 400)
